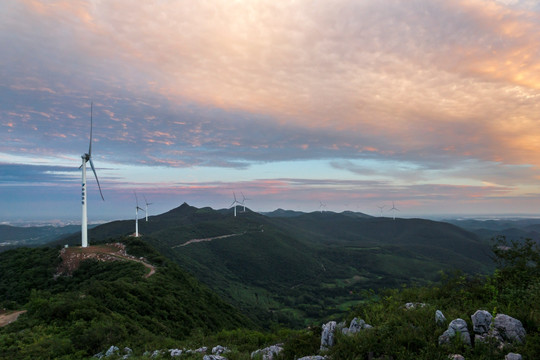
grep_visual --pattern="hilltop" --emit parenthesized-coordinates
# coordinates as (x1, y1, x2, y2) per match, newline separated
(0, 238, 252, 359)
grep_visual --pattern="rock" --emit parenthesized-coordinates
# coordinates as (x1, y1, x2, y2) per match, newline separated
(251, 344, 283, 359)
(438, 318, 471, 346)
(404, 302, 426, 309)
(320, 321, 337, 350)
(471, 310, 492, 334)
(448, 355, 465, 360)
(195, 346, 208, 353)
(505, 353, 522, 360)
(105, 346, 119, 357)
(169, 349, 183, 357)
(150, 350, 164, 358)
(212, 345, 230, 355)
(494, 314, 526, 343)
(435, 310, 446, 326)
(342, 317, 372, 335)
(204, 356, 227, 360)
(297, 356, 327, 360)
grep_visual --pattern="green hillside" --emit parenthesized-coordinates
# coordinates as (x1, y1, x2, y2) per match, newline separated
(52, 204, 494, 327)
(0, 238, 252, 359)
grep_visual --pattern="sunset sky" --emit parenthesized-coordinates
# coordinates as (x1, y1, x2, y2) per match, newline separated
(2, 0, 540, 223)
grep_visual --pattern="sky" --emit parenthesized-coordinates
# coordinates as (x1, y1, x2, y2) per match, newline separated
(2, 0, 540, 223)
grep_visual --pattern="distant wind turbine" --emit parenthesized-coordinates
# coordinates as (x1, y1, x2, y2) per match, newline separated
(241, 192, 251, 212)
(319, 201, 327, 213)
(80, 102, 104, 248)
(377, 205, 385, 217)
(143, 195, 152, 222)
(134, 192, 145, 237)
(389, 201, 399, 220)
(230, 192, 242, 217)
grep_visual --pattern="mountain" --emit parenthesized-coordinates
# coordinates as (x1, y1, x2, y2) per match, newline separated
(0, 237, 252, 359)
(447, 218, 540, 243)
(52, 203, 493, 326)
(0, 224, 81, 251)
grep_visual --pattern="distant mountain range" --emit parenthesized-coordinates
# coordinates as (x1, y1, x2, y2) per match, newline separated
(4, 204, 540, 325)
(45, 203, 498, 324)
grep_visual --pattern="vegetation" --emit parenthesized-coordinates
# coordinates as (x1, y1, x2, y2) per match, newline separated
(56, 204, 494, 327)
(0, 238, 252, 359)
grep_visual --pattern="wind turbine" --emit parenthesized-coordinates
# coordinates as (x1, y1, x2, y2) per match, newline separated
(319, 201, 327, 213)
(80, 102, 104, 248)
(134, 192, 145, 237)
(143, 195, 152, 221)
(377, 205, 385, 217)
(241, 192, 251, 212)
(230, 192, 241, 217)
(389, 201, 399, 220)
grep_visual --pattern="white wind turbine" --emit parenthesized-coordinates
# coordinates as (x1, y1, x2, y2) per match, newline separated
(143, 195, 152, 222)
(319, 201, 327, 213)
(134, 192, 145, 237)
(389, 201, 399, 220)
(230, 192, 242, 217)
(241, 192, 251, 212)
(80, 102, 104, 248)
(377, 205, 385, 217)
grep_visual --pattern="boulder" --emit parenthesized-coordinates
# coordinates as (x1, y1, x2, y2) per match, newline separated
(471, 310, 492, 334)
(438, 318, 471, 346)
(494, 314, 526, 343)
(251, 344, 283, 359)
(212, 345, 230, 355)
(342, 317, 372, 335)
(297, 356, 327, 360)
(404, 302, 426, 309)
(505, 353, 522, 360)
(320, 321, 337, 350)
(435, 310, 446, 326)
(203, 356, 227, 360)
(169, 349, 183, 357)
(105, 346, 119, 357)
(448, 355, 465, 360)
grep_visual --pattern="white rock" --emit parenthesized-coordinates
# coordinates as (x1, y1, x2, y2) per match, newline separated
(320, 321, 337, 350)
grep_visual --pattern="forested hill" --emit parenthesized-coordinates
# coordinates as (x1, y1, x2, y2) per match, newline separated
(0, 238, 252, 359)
(51, 203, 493, 326)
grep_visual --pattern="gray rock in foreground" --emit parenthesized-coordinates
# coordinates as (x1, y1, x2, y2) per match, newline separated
(435, 310, 446, 326)
(320, 321, 337, 350)
(494, 314, 526, 343)
(505, 353, 523, 360)
(297, 356, 327, 360)
(471, 310, 492, 334)
(251, 344, 283, 359)
(438, 318, 471, 346)
(342, 317, 372, 335)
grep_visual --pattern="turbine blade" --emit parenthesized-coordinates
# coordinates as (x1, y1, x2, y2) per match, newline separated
(88, 102, 93, 156)
(89, 158, 104, 201)
(230, 200, 236, 207)
(134, 191, 139, 206)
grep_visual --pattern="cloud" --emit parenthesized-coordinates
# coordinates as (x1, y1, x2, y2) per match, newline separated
(0, 163, 78, 184)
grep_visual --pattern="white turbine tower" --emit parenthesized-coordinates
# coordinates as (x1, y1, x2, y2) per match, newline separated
(80, 102, 104, 248)
(143, 195, 152, 222)
(230, 192, 241, 217)
(241, 192, 251, 212)
(389, 201, 399, 220)
(377, 205, 385, 217)
(134, 192, 145, 237)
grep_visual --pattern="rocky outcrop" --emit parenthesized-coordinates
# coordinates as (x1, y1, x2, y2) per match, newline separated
(471, 310, 492, 335)
(505, 353, 523, 360)
(494, 314, 526, 343)
(203, 356, 227, 360)
(250, 344, 283, 359)
(320, 321, 337, 350)
(435, 310, 446, 326)
(448, 355, 465, 360)
(297, 356, 328, 360)
(438, 318, 471, 346)
(342, 317, 372, 335)
(212, 345, 230, 355)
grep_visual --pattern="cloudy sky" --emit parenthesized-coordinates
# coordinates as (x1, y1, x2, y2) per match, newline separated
(2, 0, 540, 223)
